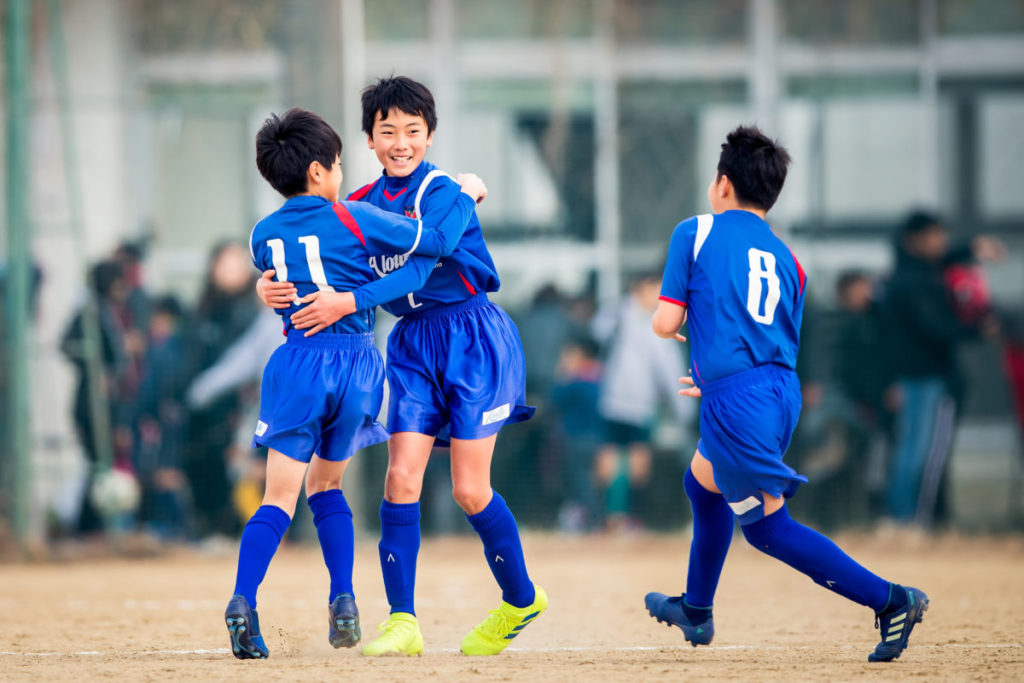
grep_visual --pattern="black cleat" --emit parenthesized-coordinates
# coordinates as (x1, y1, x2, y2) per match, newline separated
(328, 592, 361, 648)
(868, 585, 929, 662)
(225, 594, 269, 659)
(645, 592, 714, 647)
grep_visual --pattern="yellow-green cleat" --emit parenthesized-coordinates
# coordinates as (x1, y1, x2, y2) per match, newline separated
(361, 612, 424, 657)
(461, 585, 548, 655)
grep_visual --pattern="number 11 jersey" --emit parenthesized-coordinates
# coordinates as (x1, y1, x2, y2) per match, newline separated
(659, 209, 806, 387)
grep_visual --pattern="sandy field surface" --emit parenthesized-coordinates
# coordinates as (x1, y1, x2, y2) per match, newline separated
(1, 531, 1022, 681)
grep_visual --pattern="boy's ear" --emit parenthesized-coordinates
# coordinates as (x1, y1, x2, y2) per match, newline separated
(307, 160, 323, 184)
(367, 134, 375, 150)
(715, 174, 732, 199)
(426, 130, 434, 147)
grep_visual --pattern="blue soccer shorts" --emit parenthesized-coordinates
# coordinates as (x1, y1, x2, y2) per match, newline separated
(385, 294, 535, 444)
(697, 363, 808, 525)
(253, 330, 390, 462)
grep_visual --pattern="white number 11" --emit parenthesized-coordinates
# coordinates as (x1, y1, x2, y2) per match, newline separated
(266, 236, 336, 293)
(746, 248, 780, 324)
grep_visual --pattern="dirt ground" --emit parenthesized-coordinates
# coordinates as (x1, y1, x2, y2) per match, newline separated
(1, 531, 1022, 681)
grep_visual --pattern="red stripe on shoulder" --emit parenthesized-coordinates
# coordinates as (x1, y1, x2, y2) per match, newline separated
(658, 295, 687, 308)
(347, 180, 377, 202)
(456, 270, 478, 295)
(788, 247, 806, 295)
(332, 203, 366, 246)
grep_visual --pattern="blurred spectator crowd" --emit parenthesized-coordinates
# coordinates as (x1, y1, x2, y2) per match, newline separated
(5, 209, 1020, 546)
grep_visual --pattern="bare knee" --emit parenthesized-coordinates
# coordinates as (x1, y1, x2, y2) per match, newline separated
(385, 463, 424, 503)
(452, 483, 491, 515)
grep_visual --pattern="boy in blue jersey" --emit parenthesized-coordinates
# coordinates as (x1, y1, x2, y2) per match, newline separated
(226, 107, 488, 659)
(258, 77, 546, 657)
(644, 126, 928, 663)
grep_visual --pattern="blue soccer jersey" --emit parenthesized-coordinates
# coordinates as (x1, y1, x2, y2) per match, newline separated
(250, 193, 476, 334)
(346, 161, 500, 316)
(659, 210, 806, 387)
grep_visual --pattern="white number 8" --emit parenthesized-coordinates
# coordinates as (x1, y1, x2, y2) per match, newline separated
(746, 248, 781, 324)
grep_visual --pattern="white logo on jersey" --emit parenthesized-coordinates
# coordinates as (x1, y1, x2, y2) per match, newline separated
(368, 253, 410, 278)
(387, 553, 396, 563)
(482, 403, 511, 426)
(494, 555, 504, 563)
(255, 420, 268, 437)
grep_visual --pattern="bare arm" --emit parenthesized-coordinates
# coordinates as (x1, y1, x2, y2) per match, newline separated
(652, 299, 688, 343)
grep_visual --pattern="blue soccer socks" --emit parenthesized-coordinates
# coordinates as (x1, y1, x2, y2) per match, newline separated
(683, 469, 734, 608)
(233, 504, 292, 608)
(742, 505, 890, 611)
(308, 489, 355, 600)
(466, 491, 535, 608)
(379, 499, 421, 616)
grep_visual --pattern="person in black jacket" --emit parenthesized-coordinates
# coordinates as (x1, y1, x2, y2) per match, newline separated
(884, 211, 1002, 527)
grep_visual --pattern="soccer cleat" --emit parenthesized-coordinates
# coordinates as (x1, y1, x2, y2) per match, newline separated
(644, 592, 714, 647)
(328, 592, 361, 648)
(868, 585, 929, 662)
(225, 594, 269, 659)
(361, 612, 424, 657)
(460, 585, 548, 656)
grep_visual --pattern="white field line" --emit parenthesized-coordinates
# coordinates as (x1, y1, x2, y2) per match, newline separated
(0, 643, 1019, 657)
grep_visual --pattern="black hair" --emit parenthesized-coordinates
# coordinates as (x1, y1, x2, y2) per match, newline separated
(361, 76, 438, 136)
(89, 260, 124, 299)
(255, 108, 342, 197)
(151, 294, 183, 318)
(564, 333, 601, 360)
(716, 125, 791, 211)
(835, 269, 869, 297)
(900, 209, 942, 237)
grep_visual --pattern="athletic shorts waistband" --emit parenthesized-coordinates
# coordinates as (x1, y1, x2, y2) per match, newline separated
(700, 363, 795, 398)
(402, 293, 489, 320)
(285, 329, 376, 349)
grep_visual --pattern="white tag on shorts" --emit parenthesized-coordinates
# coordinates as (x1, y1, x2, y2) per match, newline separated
(255, 420, 268, 437)
(728, 496, 762, 516)
(482, 403, 511, 426)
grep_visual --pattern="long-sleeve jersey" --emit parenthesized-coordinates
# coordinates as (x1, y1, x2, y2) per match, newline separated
(347, 161, 501, 317)
(249, 192, 475, 334)
(659, 210, 806, 387)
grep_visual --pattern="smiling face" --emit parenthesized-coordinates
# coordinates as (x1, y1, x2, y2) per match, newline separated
(367, 108, 434, 177)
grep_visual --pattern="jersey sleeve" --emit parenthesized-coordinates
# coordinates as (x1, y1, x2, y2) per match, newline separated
(659, 218, 698, 307)
(350, 254, 435, 312)
(344, 192, 475, 259)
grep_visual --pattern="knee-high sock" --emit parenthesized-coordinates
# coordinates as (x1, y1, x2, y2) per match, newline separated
(683, 469, 734, 608)
(742, 506, 891, 611)
(378, 499, 420, 615)
(466, 491, 535, 608)
(232, 505, 292, 608)
(308, 489, 354, 601)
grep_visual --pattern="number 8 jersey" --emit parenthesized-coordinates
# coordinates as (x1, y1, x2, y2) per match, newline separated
(659, 209, 806, 387)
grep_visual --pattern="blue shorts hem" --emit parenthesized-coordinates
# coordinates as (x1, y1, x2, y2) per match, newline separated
(389, 404, 535, 448)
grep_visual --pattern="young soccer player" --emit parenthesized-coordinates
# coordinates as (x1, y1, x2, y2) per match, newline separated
(226, 107, 487, 659)
(257, 77, 546, 657)
(644, 126, 929, 662)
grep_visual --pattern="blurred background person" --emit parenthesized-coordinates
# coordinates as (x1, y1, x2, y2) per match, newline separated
(135, 295, 191, 540)
(181, 242, 261, 539)
(549, 333, 604, 533)
(60, 260, 131, 535)
(592, 272, 691, 532)
(883, 210, 1005, 528)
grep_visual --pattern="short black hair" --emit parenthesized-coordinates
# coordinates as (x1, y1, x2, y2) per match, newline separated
(255, 108, 342, 197)
(835, 269, 869, 297)
(89, 260, 123, 299)
(564, 333, 601, 360)
(361, 76, 437, 136)
(717, 125, 791, 211)
(900, 209, 943, 238)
